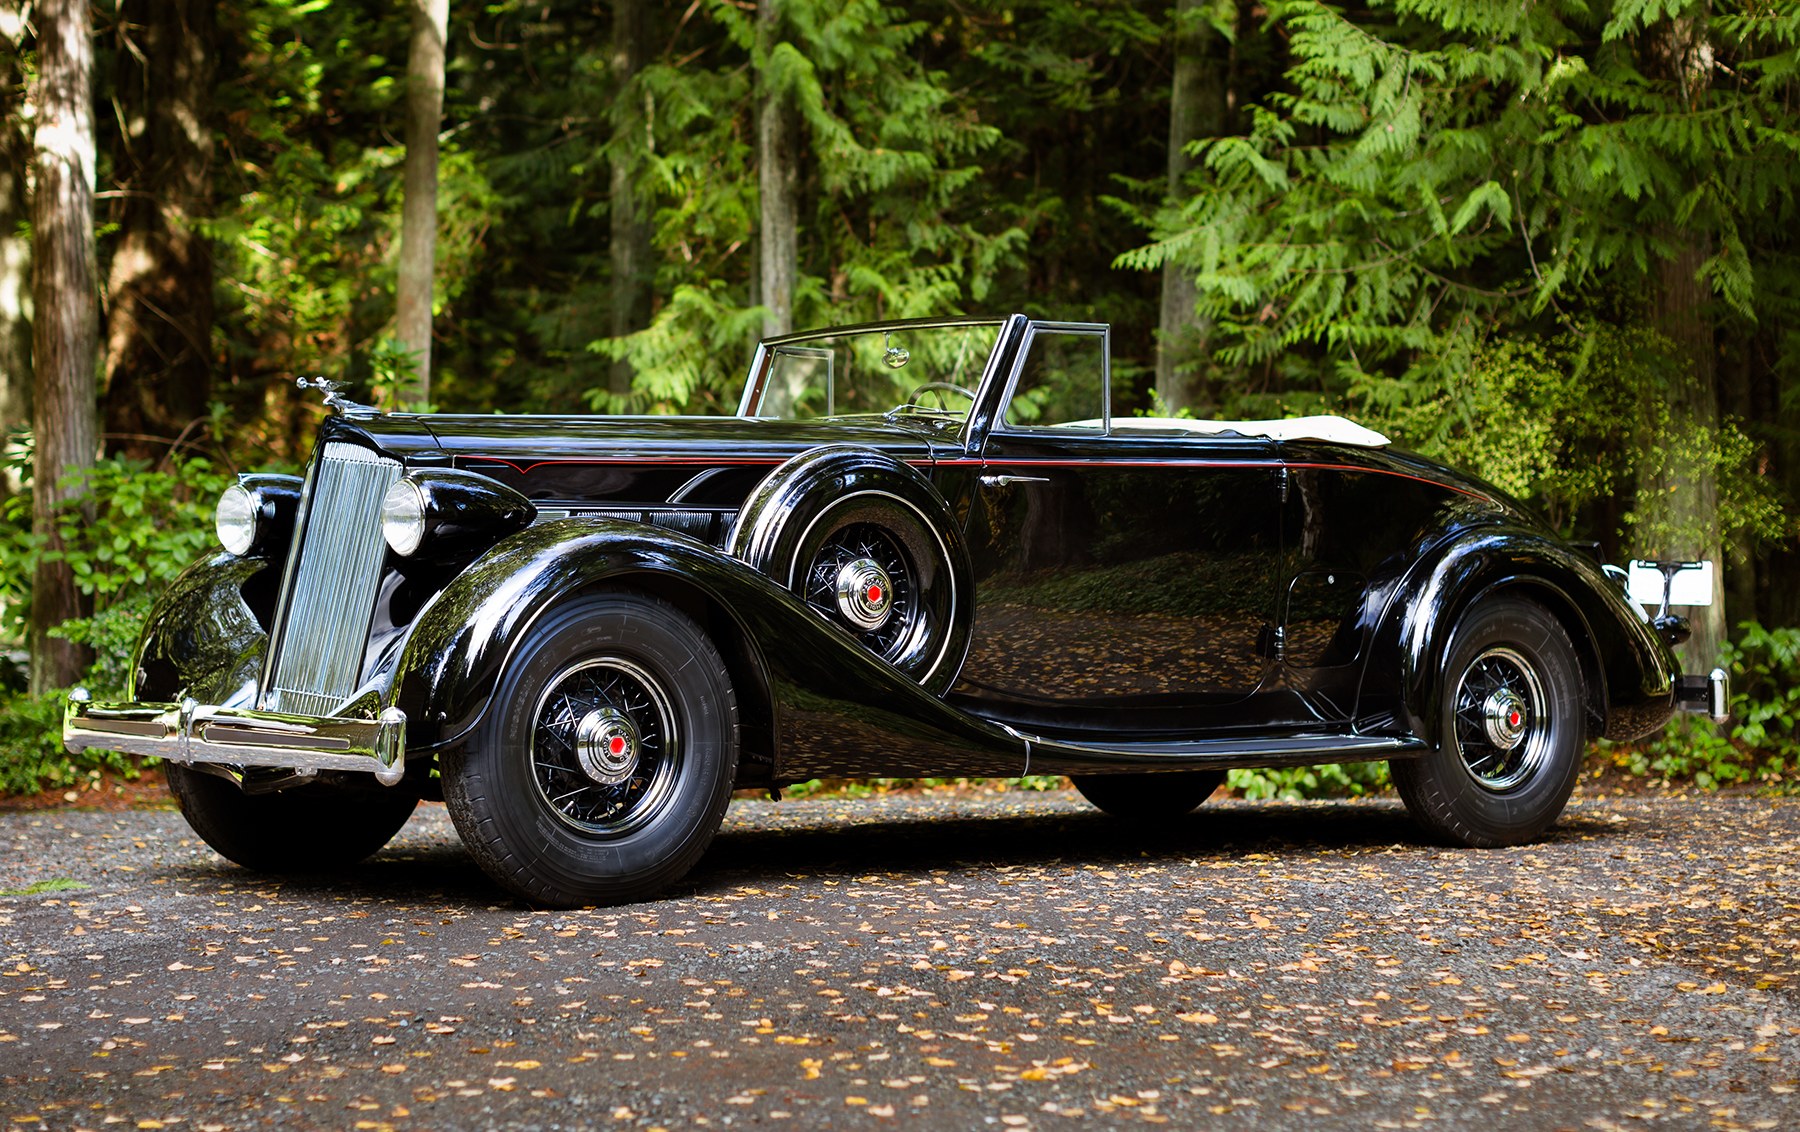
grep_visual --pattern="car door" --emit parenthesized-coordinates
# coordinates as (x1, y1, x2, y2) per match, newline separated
(952, 322, 1285, 738)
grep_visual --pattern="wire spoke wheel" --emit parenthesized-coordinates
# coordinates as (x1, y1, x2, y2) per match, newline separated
(441, 592, 739, 907)
(1451, 646, 1550, 792)
(530, 657, 680, 837)
(801, 522, 916, 661)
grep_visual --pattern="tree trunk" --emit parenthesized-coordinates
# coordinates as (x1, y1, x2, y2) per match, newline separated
(396, 0, 448, 408)
(29, 0, 98, 694)
(607, 0, 652, 403)
(1155, 0, 1228, 413)
(1, 2, 33, 501)
(757, 0, 799, 339)
(1631, 12, 1726, 673)
(101, 0, 215, 462)
(1635, 237, 1726, 671)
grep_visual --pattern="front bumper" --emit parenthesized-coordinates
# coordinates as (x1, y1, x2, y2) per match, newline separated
(1675, 667, 1730, 724)
(63, 690, 408, 786)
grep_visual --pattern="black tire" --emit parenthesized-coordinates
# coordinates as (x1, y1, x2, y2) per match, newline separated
(166, 763, 419, 873)
(728, 446, 971, 694)
(441, 591, 738, 907)
(1391, 596, 1585, 847)
(1071, 770, 1226, 820)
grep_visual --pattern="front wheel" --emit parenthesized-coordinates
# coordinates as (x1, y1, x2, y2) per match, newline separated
(1391, 596, 1585, 847)
(166, 763, 419, 873)
(441, 592, 739, 907)
(1071, 770, 1226, 820)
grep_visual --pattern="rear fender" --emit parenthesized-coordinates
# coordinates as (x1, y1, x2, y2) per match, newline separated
(1368, 528, 1676, 746)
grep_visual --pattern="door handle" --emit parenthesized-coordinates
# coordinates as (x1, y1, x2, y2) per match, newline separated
(979, 474, 1050, 487)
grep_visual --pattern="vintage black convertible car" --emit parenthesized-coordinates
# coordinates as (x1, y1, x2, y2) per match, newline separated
(65, 315, 1725, 906)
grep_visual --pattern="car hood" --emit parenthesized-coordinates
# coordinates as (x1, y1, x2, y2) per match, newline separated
(346, 412, 954, 466)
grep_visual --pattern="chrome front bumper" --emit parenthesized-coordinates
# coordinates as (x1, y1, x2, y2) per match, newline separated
(63, 689, 408, 786)
(1675, 667, 1730, 725)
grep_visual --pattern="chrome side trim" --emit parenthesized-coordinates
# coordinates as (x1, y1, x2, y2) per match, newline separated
(978, 474, 1050, 487)
(64, 688, 407, 787)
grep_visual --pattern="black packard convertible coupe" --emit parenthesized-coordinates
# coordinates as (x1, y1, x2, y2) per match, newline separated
(66, 316, 1725, 906)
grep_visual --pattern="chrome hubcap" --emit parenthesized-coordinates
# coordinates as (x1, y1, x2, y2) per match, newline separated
(834, 557, 894, 631)
(1482, 688, 1528, 750)
(804, 523, 913, 660)
(1454, 646, 1549, 793)
(574, 707, 639, 785)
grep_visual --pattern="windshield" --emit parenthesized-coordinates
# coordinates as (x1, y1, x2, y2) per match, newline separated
(745, 320, 1003, 426)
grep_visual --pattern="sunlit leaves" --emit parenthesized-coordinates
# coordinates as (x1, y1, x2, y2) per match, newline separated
(606, 0, 1027, 409)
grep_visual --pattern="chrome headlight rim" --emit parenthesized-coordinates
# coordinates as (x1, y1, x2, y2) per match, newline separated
(215, 483, 260, 557)
(381, 478, 428, 557)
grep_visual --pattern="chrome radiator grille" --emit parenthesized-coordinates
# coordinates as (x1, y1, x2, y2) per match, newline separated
(264, 442, 401, 716)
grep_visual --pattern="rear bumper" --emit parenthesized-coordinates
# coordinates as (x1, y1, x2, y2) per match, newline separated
(63, 689, 408, 786)
(1674, 668, 1730, 724)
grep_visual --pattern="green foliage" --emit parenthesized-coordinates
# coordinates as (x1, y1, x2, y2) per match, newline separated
(1227, 762, 1391, 802)
(0, 689, 145, 796)
(604, 0, 1032, 409)
(1374, 324, 1788, 546)
(0, 452, 239, 796)
(1126, 0, 1800, 410)
(780, 776, 1065, 799)
(0, 452, 235, 650)
(0, 879, 89, 897)
(1611, 622, 1800, 790)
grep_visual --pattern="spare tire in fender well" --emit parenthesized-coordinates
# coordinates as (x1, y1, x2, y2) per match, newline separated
(726, 445, 973, 696)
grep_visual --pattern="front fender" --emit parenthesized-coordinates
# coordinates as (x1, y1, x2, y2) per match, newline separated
(1370, 527, 1676, 746)
(390, 519, 1027, 781)
(132, 553, 274, 707)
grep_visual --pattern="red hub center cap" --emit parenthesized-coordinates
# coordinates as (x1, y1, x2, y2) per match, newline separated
(867, 584, 883, 604)
(609, 735, 628, 757)
(1508, 709, 1521, 728)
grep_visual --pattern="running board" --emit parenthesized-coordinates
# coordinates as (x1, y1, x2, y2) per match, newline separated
(1023, 733, 1429, 776)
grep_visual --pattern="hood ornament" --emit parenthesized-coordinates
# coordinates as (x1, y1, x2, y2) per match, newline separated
(296, 376, 375, 418)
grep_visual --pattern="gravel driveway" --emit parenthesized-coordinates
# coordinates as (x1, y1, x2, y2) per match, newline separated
(2, 789, 1797, 1130)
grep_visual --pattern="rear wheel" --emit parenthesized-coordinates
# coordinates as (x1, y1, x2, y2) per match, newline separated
(166, 763, 419, 873)
(1071, 770, 1226, 820)
(1392, 596, 1585, 847)
(442, 592, 738, 907)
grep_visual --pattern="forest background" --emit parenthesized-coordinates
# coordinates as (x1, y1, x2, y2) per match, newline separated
(3, 0, 1800, 798)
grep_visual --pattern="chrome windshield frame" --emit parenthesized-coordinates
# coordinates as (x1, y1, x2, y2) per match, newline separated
(735, 316, 1009, 420)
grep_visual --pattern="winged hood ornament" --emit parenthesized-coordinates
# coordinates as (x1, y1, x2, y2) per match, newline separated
(295, 376, 374, 417)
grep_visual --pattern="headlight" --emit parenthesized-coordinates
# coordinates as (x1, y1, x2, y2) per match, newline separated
(213, 474, 303, 558)
(376, 470, 535, 560)
(381, 479, 428, 557)
(215, 484, 258, 556)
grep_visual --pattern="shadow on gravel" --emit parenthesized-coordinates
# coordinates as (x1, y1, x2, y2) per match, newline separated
(156, 844, 502, 908)
(688, 800, 1630, 890)
(142, 799, 1632, 909)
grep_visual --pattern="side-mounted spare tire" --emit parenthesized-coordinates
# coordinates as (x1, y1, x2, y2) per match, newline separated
(727, 445, 973, 696)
